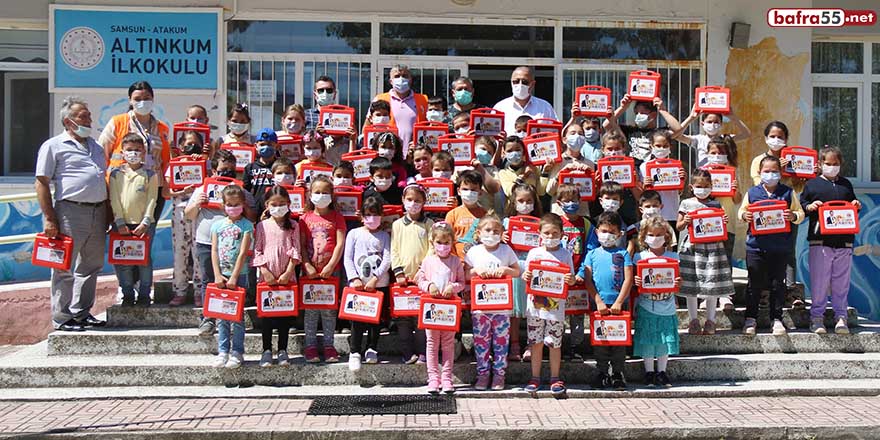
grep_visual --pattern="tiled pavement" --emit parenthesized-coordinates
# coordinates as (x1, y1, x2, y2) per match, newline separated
(2, 396, 880, 438)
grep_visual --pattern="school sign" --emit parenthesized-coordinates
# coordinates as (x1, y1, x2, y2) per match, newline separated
(49, 6, 221, 90)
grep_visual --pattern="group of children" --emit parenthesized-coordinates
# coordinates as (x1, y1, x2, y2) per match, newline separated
(106, 91, 861, 394)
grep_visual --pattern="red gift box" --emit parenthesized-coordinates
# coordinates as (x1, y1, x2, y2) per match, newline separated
(470, 108, 504, 137)
(508, 215, 542, 252)
(334, 185, 363, 220)
(390, 285, 422, 318)
(280, 185, 306, 216)
(694, 86, 731, 114)
(702, 164, 737, 198)
(628, 70, 661, 102)
(748, 200, 791, 236)
(598, 156, 637, 188)
(421, 177, 456, 213)
(636, 256, 680, 294)
(363, 124, 398, 149)
(203, 283, 245, 321)
(575, 85, 612, 117)
(437, 134, 475, 165)
(298, 277, 339, 310)
(382, 205, 404, 225)
(524, 132, 562, 166)
(108, 232, 150, 266)
(590, 311, 632, 346)
(202, 176, 243, 210)
(781, 146, 818, 178)
(319, 104, 355, 136)
(413, 121, 449, 151)
(470, 277, 514, 312)
(565, 283, 591, 315)
(173, 121, 211, 150)
(526, 259, 571, 299)
(256, 283, 299, 318)
(688, 208, 728, 244)
(338, 287, 384, 324)
(526, 118, 563, 137)
(220, 142, 255, 172)
(168, 157, 207, 190)
(32, 233, 73, 270)
(299, 163, 334, 184)
(341, 149, 379, 184)
(277, 134, 304, 163)
(557, 169, 596, 202)
(418, 295, 462, 332)
(819, 201, 860, 235)
(644, 159, 684, 191)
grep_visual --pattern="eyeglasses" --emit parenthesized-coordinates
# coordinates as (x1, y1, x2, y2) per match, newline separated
(511, 79, 530, 85)
(316, 88, 335, 94)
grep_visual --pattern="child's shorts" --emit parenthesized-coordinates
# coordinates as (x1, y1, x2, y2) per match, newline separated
(526, 316, 563, 348)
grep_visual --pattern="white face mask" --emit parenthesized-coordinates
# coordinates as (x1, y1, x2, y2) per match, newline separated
(274, 173, 294, 186)
(392, 76, 410, 94)
(460, 189, 479, 205)
(634, 113, 652, 128)
(761, 171, 781, 186)
(404, 199, 423, 215)
(693, 187, 712, 199)
(703, 122, 721, 135)
(68, 119, 92, 138)
(600, 198, 620, 212)
(597, 232, 618, 247)
(481, 233, 501, 247)
(378, 147, 395, 159)
(642, 207, 660, 217)
(333, 177, 352, 187)
(766, 136, 786, 151)
(515, 201, 534, 214)
(584, 128, 599, 142)
(229, 122, 249, 135)
(566, 133, 586, 150)
(315, 91, 337, 106)
(455, 127, 469, 135)
(132, 100, 153, 116)
(652, 147, 670, 158)
(374, 177, 393, 191)
(123, 150, 142, 165)
(542, 237, 561, 248)
(304, 147, 322, 159)
(433, 170, 453, 179)
(707, 154, 728, 165)
(426, 110, 444, 122)
(822, 164, 841, 178)
(372, 115, 390, 125)
(644, 234, 666, 249)
(269, 205, 289, 218)
(512, 83, 530, 100)
(310, 193, 332, 209)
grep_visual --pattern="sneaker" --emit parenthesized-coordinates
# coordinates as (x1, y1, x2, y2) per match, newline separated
(304, 345, 321, 363)
(364, 348, 379, 364)
(742, 318, 757, 336)
(702, 320, 716, 335)
(427, 380, 440, 395)
(324, 346, 340, 363)
(212, 352, 229, 368)
(341, 327, 351, 334)
(524, 378, 541, 396)
(198, 318, 215, 335)
(719, 296, 734, 311)
(260, 350, 273, 368)
(772, 319, 787, 336)
(810, 318, 827, 335)
(348, 353, 362, 371)
(169, 295, 187, 306)
(491, 374, 505, 391)
(277, 350, 290, 366)
(644, 372, 657, 388)
(611, 372, 627, 391)
(225, 351, 243, 369)
(688, 319, 702, 335)
(655, 371, 672, 388)
(416, 354, 427, 364)
(835, 317, 850, 334)
(442, 381, 455, 394)
(522, 347, 532, 362)
(591, 372, 610, 389)
(474, 374, 490, 391)
(403, 354, 419, 364)
(550, 380, 567, 397)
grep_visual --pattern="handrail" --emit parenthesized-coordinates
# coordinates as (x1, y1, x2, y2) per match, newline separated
(0, 192, 38, 203)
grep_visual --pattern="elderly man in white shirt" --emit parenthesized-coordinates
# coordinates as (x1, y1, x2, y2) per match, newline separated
(493, 66, 557, 135)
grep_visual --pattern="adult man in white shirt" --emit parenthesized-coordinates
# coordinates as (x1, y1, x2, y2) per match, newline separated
(493, 66, 557, 134)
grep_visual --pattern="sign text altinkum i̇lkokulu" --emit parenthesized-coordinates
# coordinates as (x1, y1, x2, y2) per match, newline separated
(109, 25, 211, 75)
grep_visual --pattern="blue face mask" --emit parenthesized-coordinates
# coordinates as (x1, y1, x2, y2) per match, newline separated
(257, 145, 276, 159)
(506, 151, 523, 165)
(561, 201, 580, 214)
(476, 148, 492, 165)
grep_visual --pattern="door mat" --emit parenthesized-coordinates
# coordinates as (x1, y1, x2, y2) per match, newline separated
(307, 394, 457, 416)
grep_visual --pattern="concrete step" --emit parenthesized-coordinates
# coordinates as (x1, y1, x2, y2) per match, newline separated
(105, 303, 859, 330)
(46, 324, 880, 356)
(7, 342, 880, 388)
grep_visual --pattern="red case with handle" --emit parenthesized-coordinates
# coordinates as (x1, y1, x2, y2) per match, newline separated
(526, 118, 563, 137)
(781, 146, 818, 178)
(688, 208, 728, 244)
(220, 142, 255, 172)
(334, 185, 363, 220)
(644, 158, 684, 191)
(702, 164, 737, 198)
(748, 200, 791, 236)
(32, 233, 73, 270)
(319, 104, 355, 135)
(819, 201, 860, 235)
(524, 132, 562, 166)
(108, 232, 150, 266)
(338, 287, 384, 324)
(413, 121, 448, 151)
(469, 108, 504, 137)
(470, 277, 514, 312)
(341, 149, 379, 184)
(298, 277, 340, 310)
(280, 185, 306, 217)
(628, 70, 662, 102)
(418, 295, 462, 332)
(277, 134, 304, 163)
(590, 311, 632, 346)
(421, 177, 456, 213)
(362, 124, 397, 149)
(202, 176, 243, 210)
(557, 169, 596, 202)
(526, 259, 571, 299)
(390, 285, 422, 318)
(575, 85, 612, 117)
(508, 215, 542, 252)
(203, 284, 246, 321)
(437, 134, 475, 165)
(694, 86, 731, 114)
(635, 256, 680, 294)
(256, 283, 299, 318)
(168, 157, 207, 190)
(598, 156, 637, 188)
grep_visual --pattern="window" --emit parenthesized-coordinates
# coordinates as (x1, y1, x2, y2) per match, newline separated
(228, 21, 370, 54)
(1, 30, 49, 176)
(811, 40, 880, 183)
(563, 27, 701, 60)
(0, 30, 47, 63)
(380, 23, 554, 58)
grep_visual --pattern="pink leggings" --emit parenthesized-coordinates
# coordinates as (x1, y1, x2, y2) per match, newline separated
(426, 329, 455, 387)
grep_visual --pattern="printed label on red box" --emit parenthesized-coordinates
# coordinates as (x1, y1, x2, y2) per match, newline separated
(645, 159, 683, 191)
(169, 158, 206, 189)
(524, 133, 562, 166)
(565, 284, 590, 315)
(319, 105, 355, 135)
(526, 260, 570, 299)
(202, 177, 243, 210)
(781, 147, 818, 178)
(557, 170, 595, 201)
(32, 233, 73, 270)
(338, 288, 383, 324)
(299, 278, 339, 309)
(819, 202, 860, 235)
(749, 200, 790, 236)
(204, 284, 245, 321)
(470, 108, 504, 137)
(257, 283, 298, 317)
(422, 178, 455, 212)
(636, 257, 679, 294)
(628, 70, 661, 101)
(576, 85, 611, 116)
(334, 186, 362, 220)
(414, 122, 448, 150)
(598, 157, 636, 188)
(470, 277, 513, 311)
(695, 86, 730, 114)
(418, 296, 462, 332)
(688, 208, 728, 244)
(590, 311, 632, 346)
(508, 216, 542, 252)
(108, 234, 150, 266)
(391, 285, 422, 317)
(300, 164, 334, 184)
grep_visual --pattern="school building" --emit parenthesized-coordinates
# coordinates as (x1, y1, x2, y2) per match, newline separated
(0, 0, 878, 317)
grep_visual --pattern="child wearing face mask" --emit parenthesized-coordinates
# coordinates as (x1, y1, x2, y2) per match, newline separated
(579, 117, 604, 163)
(672, 104, 751, 168)
(606, 96, 681, 162)
(409, 145, 434, 182)
(426, 96, 450, 125)
(220, 103, 255, 145)
(164, 130, 207, 306)
(465, 214, 521, 391)
(445, 170, 488, 257)
(513, 115, 532, 139)
(639, 130, 685, 229)
(371, 132, 409, 188)
(344, 196, 392, 370)
(546, 124, 595, 217)
(590, 182, 636, 254)
(363, 157, 403, 206)
(800, 146, 861, 335)
(739, 155, 805, 337)
(244, 128, 279, 215)
(294, 130, 332, 185)
(298, 176, 346, 363)
(632, 215, 680, 388)
(463, 136, 503, 213)
(702, 136, 742, 275)
(498, 136, 543, 203)
(591, 132, 642, 230)
(391, 184, 432, 364)
(676, 169, 734, 336)
(110, 134, 159, 307)
(502, 183, 543, 362)
(451, 112, 471, 135)
(416, 221, 466, 394)
(253, 186, 302, 367)
(638, 190, 677, 249)
(277, 104, 307, 162)
(578, 211, 633, 391)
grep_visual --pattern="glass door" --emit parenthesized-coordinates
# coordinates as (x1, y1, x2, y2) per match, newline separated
(3, 72, 49, 175)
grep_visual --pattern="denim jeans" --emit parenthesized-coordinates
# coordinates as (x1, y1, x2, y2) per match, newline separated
(195, 243, 213, 316)
(217, 274, 247, 355)
(114, 224, 154, 302)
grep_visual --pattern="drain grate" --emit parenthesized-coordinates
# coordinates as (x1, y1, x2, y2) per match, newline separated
(307, 394, 457, 416)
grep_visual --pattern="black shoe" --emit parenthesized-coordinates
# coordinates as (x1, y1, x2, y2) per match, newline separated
(644, 372, 657, 387)
(611, 372, 627, 391)
(135, 297, 151, 307)
(121, 298, 135, 307)
(655, 371, 672, 388)
(591, 372, 610, 389)
(58, 320, 85, 332)
(77, 315, 106, 327)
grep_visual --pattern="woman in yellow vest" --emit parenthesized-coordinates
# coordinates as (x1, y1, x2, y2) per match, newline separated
(98, 80, 171, 223)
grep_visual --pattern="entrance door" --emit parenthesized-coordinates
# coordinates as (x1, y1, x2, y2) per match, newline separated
(468, 65, 554, 110)
(377, 60, 467, 102)
(3, 72, 48, 175)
